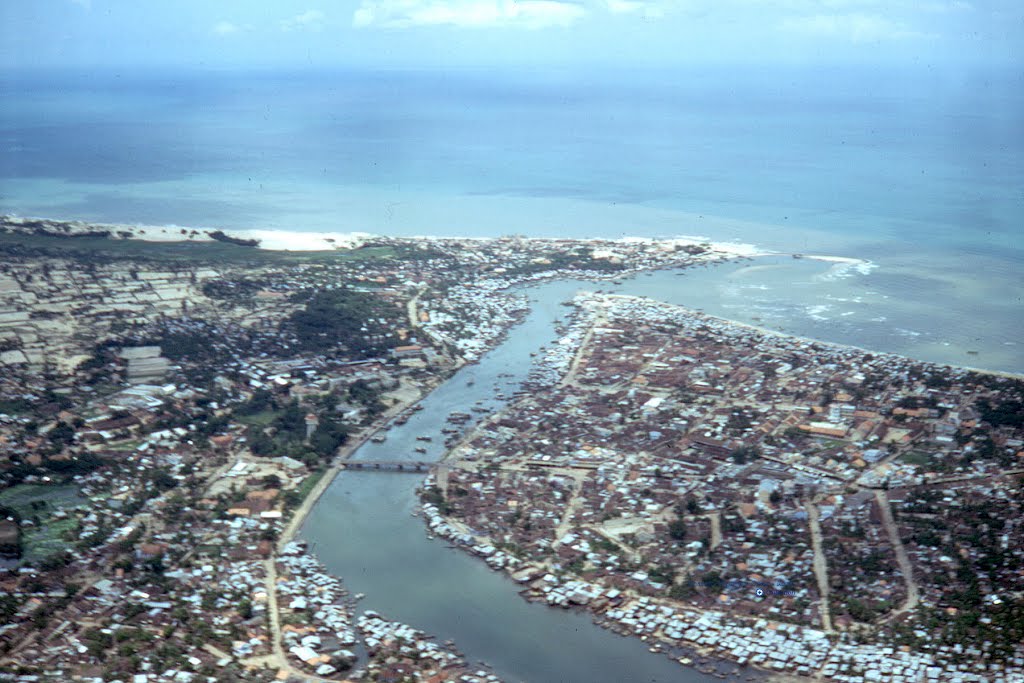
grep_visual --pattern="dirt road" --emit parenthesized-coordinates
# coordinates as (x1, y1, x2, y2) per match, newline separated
(875, 489, 920, 618)
(807, 501, 834, 632)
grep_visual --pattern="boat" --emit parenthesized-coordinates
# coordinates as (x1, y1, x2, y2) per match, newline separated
(371, 435, 386, 443)
(416, 435, 433, 442)
(413, 404, 424, 411)
(415, 446, 427, 454)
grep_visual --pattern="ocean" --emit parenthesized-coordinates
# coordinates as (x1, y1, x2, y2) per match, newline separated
(1, 65, 1022, 371)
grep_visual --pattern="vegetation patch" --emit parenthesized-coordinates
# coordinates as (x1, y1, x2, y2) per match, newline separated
(285, 287, 401, 356)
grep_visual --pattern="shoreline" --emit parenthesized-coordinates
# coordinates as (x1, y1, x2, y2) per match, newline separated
(0, 213, 765, 258)
(604, 292, 1024, 381)
(6, 210, 1015, 381)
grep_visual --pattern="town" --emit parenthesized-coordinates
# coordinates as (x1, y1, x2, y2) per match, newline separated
(0, 218, 726, 683)
(422, 293, 1024, 682)
(1, 218, 1022, 682)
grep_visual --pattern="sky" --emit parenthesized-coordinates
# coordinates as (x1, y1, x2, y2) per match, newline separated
(0, 0, 1021, 70)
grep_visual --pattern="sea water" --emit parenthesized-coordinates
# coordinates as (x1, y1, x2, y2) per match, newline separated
(1, 66, 1021, 371)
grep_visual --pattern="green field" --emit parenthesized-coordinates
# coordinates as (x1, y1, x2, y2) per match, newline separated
(236, 409, 281, 427)
(0, 483, 84, 516)
(0, 484, 85, 564)
(0, 230, 402, 266)
(291, 470, 327, 506)
(22, 517, 78, 564)
(900, 450, 934, 467)
(106, 439, 143, 451)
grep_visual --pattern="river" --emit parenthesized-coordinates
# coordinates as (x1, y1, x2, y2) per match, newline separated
(299, 257, 1009, 683)
(301, 275, 735, 683)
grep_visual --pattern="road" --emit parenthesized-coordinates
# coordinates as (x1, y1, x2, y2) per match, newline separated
(707, 511, 722, 550)
(406, 286, 426, 329)
(875, 489, 920, 620)
(237, 559, 350, 683)
(806, 501, 834, 633)
(558, 306, 604, 389)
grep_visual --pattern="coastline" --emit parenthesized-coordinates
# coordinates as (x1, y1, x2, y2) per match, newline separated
(6, 211, 1014, 379)
(411, 286, 1022, 683)
(603, 292, 1024, 381)
(0, 213, 764, 258)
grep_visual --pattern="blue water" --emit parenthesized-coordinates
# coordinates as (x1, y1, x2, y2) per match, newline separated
(1, 66, 1022, 370)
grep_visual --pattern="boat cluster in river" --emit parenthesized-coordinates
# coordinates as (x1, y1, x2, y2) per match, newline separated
(276, 542, 505, 682)
(421, 501, 524, 573)
(357, 612, 502, 683)
(524, 299, 596, 388)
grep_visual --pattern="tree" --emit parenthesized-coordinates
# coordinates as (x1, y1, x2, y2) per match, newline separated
(286, 288, 397, 356)
(272, 401, 305, 438)
(310, 417, 349, 458)
(150, 469, 178, 492)
(730, 445, 761, 465)
(347, 379, 385, 416)
(668, 518, 687, 541)
(48, 421, 76, 448)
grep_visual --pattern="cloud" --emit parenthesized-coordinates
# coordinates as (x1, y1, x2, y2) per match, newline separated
(353, 0, 587, 29)
(213, 21, 243, 36)
(281, 9, 327, 32)
(780, 13, 930, 42)
(604, 0, 666, 19)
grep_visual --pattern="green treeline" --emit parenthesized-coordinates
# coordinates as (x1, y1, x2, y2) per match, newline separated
(285, 288, 399, 357)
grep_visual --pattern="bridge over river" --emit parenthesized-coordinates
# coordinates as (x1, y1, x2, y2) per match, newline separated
(342, 460, 434, 473)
